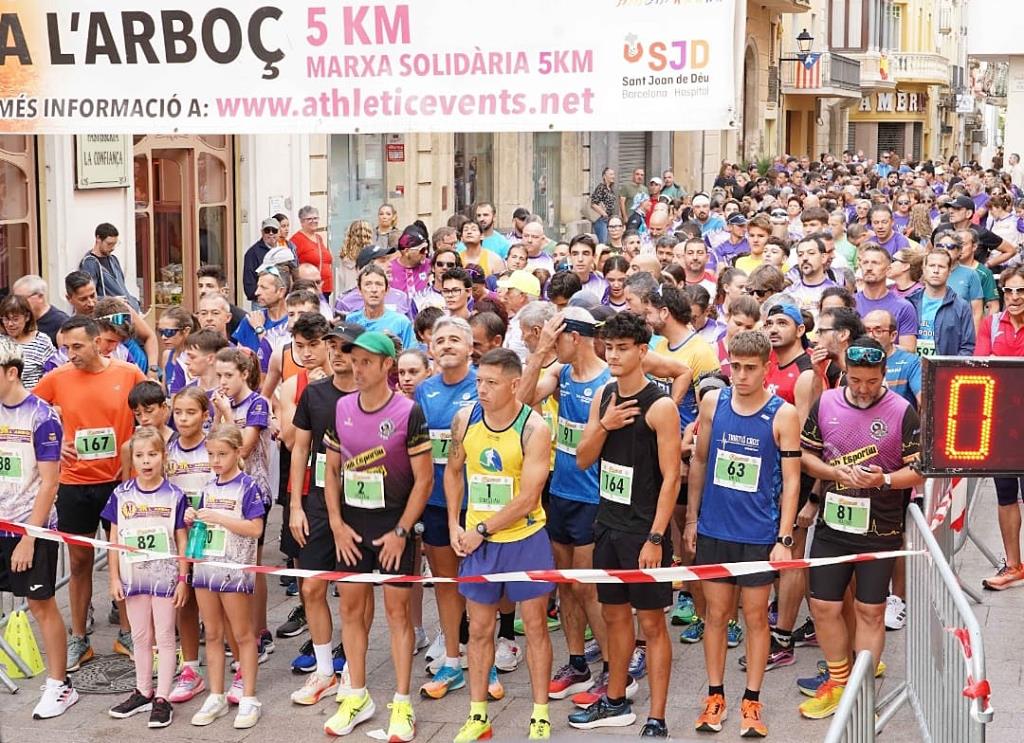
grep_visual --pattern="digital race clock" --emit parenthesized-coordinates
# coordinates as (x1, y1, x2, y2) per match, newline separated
(919, 357, 1024, 476)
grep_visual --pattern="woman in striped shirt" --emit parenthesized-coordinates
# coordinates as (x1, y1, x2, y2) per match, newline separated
(0, 294, 55, 389)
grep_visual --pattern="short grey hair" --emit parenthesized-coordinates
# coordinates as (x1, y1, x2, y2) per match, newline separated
(518, 301, 557, 330)
(624, 271, 659, 296)
(0, 336, 23, 366)
(199, 292, 232, 313)
(431, 315, 473, 344)
(298, 205, 318, 220)
(12, 274, 47, 297)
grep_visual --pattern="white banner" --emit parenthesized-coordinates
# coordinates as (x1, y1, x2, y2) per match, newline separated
(0, 0, 737, 133)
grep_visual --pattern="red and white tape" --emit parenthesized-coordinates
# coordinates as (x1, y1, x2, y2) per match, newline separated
(946, 626, 993, 714)
(928, 477, 967, 533)
(1, 518, 923, 585)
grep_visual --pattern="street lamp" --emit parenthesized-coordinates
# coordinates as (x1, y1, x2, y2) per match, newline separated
(797, 29, 814, 57)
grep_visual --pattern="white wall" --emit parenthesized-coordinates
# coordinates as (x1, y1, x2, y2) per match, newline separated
(238, 135, 311, 244)
(967, 0, 1024, 57)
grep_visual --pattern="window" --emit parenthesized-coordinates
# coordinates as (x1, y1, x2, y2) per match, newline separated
(0, 136, 36, 291)
(829, 0, 864, 51)
(328, 134, 385, 250)
(532, 133, 562, 231)
(454, 134, 494, 217)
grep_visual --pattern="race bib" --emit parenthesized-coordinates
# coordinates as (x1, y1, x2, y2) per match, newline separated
(916, 338, 936, 357)
(343, 469, 386, 510)
(429, 429, 452, 465)
(823, 492, 871, 534)
(0, 451, 24, 484)
(599, 460, 633, 505)
(203, 525, 228, 557)
(468, 474, 513, 512)
(712, 450, 761, 493)
(555, 418, 585, 454)
(313, 452, 327, 488)
(122, 527, 171, 563)
(75, 427, 116, 461)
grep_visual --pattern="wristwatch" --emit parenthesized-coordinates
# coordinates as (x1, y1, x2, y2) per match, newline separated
(646, 532, 663, 545)
(476, 522, 491, 539)
(776, 534, 795, 548)
(254, 325, 266, 335)
(881, 472, 892, 490)
(394, 525, 410, 539)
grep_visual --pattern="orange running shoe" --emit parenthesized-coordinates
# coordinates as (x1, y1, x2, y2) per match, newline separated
(740, 699, 767, 738)
(694, 693, 727, 733)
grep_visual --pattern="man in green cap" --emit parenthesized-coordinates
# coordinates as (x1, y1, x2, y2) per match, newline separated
(322, 331, 433, 742)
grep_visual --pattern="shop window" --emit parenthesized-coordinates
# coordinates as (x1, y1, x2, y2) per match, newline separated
(198, 153, 226, 204)
(454, 134, 494, 217)
(0, 141, 35, 292)
(199, 206, 226, 268)
(0, 223, 30, 291)
(328, 134, 385, 250)
(532, 133, 562, 231)
(0, 160, 29, 220)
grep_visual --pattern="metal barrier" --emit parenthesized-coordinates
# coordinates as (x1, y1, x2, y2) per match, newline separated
(876, 503, 994, 742)
(952, 478, 1001, 570)
(824, 651, 877, 743)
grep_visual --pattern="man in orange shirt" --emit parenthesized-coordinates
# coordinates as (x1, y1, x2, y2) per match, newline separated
(33, 316, 145, 671)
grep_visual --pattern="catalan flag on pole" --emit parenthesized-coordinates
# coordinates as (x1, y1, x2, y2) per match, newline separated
(794, 52, 822, 89)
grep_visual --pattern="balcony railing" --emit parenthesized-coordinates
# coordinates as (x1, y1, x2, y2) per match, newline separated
(891, 52, 950, 85)
(761, 0, 812, 11)
(781, 52, 862, 96)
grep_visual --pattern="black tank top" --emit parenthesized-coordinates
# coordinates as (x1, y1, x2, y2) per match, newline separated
(595, 380, 669, 535)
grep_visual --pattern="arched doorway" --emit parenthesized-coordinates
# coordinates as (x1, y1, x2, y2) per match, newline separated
(742, 44, 759, 160)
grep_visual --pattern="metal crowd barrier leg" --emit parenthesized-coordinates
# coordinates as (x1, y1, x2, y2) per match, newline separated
(951, 478, 1001, 569)
(824, 650, 876, 743)
(877, 503, 994, 742)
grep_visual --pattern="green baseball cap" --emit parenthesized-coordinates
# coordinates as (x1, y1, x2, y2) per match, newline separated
(342, 330, 396, 358)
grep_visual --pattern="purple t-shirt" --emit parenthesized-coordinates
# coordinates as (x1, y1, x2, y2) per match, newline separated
(854, 290, 919, 342)
(0, 394, 62, 535)
(877, 231, 912, 256)
(191, 472, 267, 594)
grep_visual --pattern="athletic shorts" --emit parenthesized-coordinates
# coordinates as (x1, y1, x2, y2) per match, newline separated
(340, 536, 417, 587)
(422, 505, 465, 549)
(546, 495, 598, 547)
(56, 481, 118, 535)
(677, 475, 688, 506)
(297, 512, 336, 572)
(808, 533, 898, 605)
(458, 529, 554, 605)
(0, 536, 60, 600)
(593, 524, 673, 610)
(995, 477, 1024, 507)
(541, 473, 552, 509)
(279, 492, 301, 560)
(694, 534, 775, 587)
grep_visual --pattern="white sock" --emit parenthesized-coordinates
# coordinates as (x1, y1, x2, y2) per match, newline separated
(184, 660, 200, 670)
(348, 687, 367, 698)
(313, 643, 333, 677)
(46, 677, 64, 688)
(444, 656, 460, 669)
(393, 693, 410, 703)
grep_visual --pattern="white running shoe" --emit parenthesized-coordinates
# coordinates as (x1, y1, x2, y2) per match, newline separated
(413, 626, 430, 656)
(190, 694, 229, 726)
(291, 672, 338, 705)
(423, 631, 445, 664)
(884, 595, 907, 631)
(494, 637, 521, 672)
(32, 679, 79, 719)
(233, 698, 262, 729)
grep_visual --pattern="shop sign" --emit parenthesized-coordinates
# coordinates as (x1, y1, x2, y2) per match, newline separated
(858, 91, 927, 114)
(74, 134, 131, 189)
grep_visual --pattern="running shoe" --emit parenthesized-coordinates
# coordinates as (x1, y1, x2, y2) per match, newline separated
(767, 599, 778, 628)
(983, 561, 1024, 591)
(514, 613, 562, 635)
(568, 696, 636, 729)
(494, 636, 520, 672)
(413, 626, 429, 655)
(584, 626, 594, 642)
(168, 664, 206, 702)
(584, 638, 602, 664)
(487, 666, 504, 701)
(425, 644, 467, 676)
(739, 637, 795, 671)
(799, 679, 844, 719)
(32, 678, 79, 719)
(454, 713, 492, 742)
(108, 600, 120, 626)
(680, 617, 705, 644)
(885, 595, 907, 630)
(332, 642, 347, 673)
(797, 661, 830, 697)
(670, 592, 697, 626)
(386, 699, 415, 742)
(85, 603, 94, 635)
(423, 631, 445, 665)
(257, 629, 275, 661)
(571, 673, 639, 709)
(276, 604, 307, 638)
(113, 629, 134, 659)
(640, 718, 669, 737)
(190, 693, 229, 726)
(108, 688, 153, 718)
(233, 697, 262, 729)
(335, 662, 352, 701)
(66, 635, 94, 672)
(628, 645, 647, 679)
(694, 693, 727, 733)
(285, 578, 299, 596)
(148, 697, 173, 729)
(420, 665, 466, 700)
(549, 663, 593, 699)
(292, 638, 316, 673)
(740, 698, 768, 737)
(226, 671, 244, 705)
(792, 617, 818, 647)
(727, 620, 744, 649)
(528, 717, 551, 739)
(324, 691, 375, 737)
(291, 672, 338, 705)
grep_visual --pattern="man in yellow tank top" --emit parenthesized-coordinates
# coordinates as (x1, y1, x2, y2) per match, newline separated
(445, 348, 554, 742)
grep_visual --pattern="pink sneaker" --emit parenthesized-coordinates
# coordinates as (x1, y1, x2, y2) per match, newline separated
(168, 665, 206, 703)
(226, 671, 244, 705)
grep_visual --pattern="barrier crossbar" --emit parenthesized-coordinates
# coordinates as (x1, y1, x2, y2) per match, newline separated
(824, 651, 877, 743)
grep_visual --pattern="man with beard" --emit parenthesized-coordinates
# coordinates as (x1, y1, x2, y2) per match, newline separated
(475, 202, 512, 260)
(867, 206, 912, 257)
(676, 239, 717, 295)
(853, 245, 918, 353)
(783, 236, 838, 329)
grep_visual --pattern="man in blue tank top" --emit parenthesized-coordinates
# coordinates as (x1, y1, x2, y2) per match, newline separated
(518, 307, 611, 701)
(685, 331, 802, 738)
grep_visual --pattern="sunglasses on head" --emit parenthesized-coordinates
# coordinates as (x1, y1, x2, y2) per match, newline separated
(158, 327, 181, 338)
(846, 346, 885, 364)
(99, 312, 131, 327)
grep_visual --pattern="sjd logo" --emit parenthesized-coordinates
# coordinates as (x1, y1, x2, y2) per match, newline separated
(623, 33, 710, 72)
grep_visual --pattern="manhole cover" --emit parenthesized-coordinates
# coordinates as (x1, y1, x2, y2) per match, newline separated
(68, 653, 136, 694)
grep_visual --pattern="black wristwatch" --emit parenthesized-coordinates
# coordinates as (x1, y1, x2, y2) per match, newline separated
(776, 534, 795, 548)
(476, 522, 490, 539)
(646, 532, 663, 546)
(394, 525, 410, 539)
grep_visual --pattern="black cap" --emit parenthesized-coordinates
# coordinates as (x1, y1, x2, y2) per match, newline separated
(512, 207, 530, 221)
(727, 213, 748, 226)
(357, 244, 396, 270)
(326, 321, 366, 343)
(397, 220, 429, 251)
(949, 194, 975, 212)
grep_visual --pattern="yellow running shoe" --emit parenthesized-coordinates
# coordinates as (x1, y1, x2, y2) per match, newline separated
(528, 717, 551, 739)
(324, 691, 375, 737)
(454, 713, 492, 742)
(798, 680, 844, 719)
(386, 700, 415, 743)
(875, 661, 886, 678)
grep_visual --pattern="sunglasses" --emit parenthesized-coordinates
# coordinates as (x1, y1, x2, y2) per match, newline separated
(846, 346, 885, 364)
(936, 242, 959, 250)
(745, 288, 772, 298)
(159, 327, 182, 338)
(1002, 286, 1024, 296)
(99, 312, 131, 327)
(263, 227, 279, 234)
(896, 201, 910, 206)
(434, 261, 457, 269)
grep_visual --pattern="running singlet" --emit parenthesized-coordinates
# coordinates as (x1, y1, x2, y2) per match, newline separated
(166, 434, 211, 511)
(414, 368, 477, 509)
(650, 333, 720, 428)
(801, 388, 920, 546)
(293, 378, 353, 515)
(551, 364, 611, 504)
(0, 395, 62, 535)
(463, 403, 544, 543)
(280, 342, 303, 382)
(594, 381, 668, 535)
(191, 472, 267, 593)
(101, 478, 186, 597)
(697, 388, 784, 546)
(231, 391, 272, 504)
(323, 392, 430, 535)
(34, 359, 146, 485)
(539, 361, 560, 471)
(165, 350, 191, 396)
(765, 352, 813, 405)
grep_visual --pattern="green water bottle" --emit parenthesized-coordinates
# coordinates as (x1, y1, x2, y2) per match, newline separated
(186, 520, 208, 560)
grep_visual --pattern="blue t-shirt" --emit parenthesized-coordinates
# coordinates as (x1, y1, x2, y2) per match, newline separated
(551, 364, 611, 504)
(885, 348, 921, 407)
(482, 232, 512, 260)
(948, 265, 983, 304)
(414, 369, 478, 509)
(344, 308, 416, 351)
(918, 294, 942, 344)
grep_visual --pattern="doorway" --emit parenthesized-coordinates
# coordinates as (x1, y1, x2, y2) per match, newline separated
(742, 45, 759, 160)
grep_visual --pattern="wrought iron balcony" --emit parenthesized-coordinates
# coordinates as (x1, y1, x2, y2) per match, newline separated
(781, 52, 862, 99)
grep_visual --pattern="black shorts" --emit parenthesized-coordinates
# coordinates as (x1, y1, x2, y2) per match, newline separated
(279, 491, 301, 560)
(546, 495, 598, 547)
(340, 536, 417, 588)
(694, 534, 775, 587)
(593, 524, 672, 610)
(808, 533, 898, 605)
(995, 477, 1024, 507)
(0, 536, 60, 600)
(677, 474, 688, 506)
(297, 512, 337, 572)
(541, 473, 552, 509)
(56, 481, 118, 535)
(796, 473, 816, 520)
